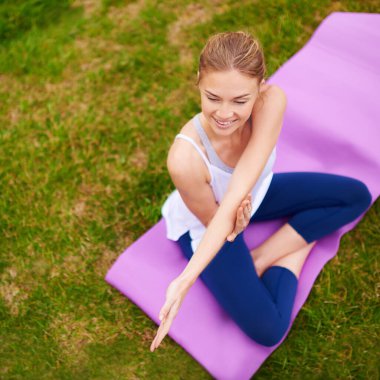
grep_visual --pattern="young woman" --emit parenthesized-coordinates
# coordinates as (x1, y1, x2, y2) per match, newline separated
(150, 31, 372, 351)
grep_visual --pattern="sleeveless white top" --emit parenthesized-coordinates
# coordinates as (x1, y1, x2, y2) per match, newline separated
(161, 113, 277, 252)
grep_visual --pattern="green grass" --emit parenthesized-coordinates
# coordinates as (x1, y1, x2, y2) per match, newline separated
(1, 0, 379, 378)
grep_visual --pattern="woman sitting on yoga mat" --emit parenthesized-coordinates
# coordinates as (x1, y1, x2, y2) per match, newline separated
(150, 31, 372, 351)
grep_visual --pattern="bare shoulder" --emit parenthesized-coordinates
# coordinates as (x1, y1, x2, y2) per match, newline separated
(259, 84, 287, 106)
(167, 117, 211, 183)
(253, 84, 287, 118)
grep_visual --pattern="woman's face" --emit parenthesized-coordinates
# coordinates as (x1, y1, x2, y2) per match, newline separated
(198, 69, 261, 137)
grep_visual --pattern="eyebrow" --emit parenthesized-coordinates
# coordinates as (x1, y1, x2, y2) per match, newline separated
(205, 90, 252, 99)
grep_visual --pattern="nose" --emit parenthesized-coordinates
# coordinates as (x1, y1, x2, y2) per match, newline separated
(215, 104, 234, 119)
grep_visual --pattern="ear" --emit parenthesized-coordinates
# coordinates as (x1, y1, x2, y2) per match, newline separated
(259, 79, 267, 93)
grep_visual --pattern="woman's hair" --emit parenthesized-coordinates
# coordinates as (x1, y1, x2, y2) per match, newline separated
(196, 31, 266, 88)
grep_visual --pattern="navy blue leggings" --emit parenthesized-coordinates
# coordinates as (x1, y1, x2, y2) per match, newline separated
(177, 172, 372, 346)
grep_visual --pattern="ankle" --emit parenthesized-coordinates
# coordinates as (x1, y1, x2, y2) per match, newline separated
(253, 256, 266, 278)
(250, 248, 262, 262)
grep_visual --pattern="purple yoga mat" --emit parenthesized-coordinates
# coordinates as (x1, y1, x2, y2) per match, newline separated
(105, 12, 380, 379)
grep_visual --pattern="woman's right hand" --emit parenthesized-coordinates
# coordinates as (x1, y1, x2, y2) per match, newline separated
(150, 275, 192, 352)
(226, 193, 252, 242)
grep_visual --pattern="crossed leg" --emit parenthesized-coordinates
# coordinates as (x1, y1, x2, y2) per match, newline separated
(247, 172, 371, 278)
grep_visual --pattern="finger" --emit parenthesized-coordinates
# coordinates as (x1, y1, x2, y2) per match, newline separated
(246, 195, 252, 209)
(243, 205, 250, 220)
(235, 211, 243, 230)
(234, 206, 243, 226)
(159, 295, 176, 321)
(234, 213, 245, 234)
(159, 307, 168, 321)
(246, 200, 252, 213)
(227, 233, 236, 242)
(152, 301, 172, 351)
(235, 207, 244, 224)
(230, 207, 244, 240)
(243, 200, 250, 211)
(150, 334, 158, 352)
(154, 324, 166, 349)
(154, 310, 174, 349)
(239, 207, 245, 223)
(154, 327, 168, 349)
(151, 319, 167, 351)
(155, 298, 181, 347)
(227, 226, 238, 240)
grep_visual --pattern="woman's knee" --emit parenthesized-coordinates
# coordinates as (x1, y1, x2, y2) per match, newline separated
(241, 317, 288, 347)
(350, 178, 372, 211)
(246, 325, 286, 347)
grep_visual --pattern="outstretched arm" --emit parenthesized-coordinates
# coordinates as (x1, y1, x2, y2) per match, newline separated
(150, 85, 287, 352)
(179, 85, 287, 286)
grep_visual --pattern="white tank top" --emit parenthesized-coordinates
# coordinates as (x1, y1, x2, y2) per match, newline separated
(161, 113, 276, 252)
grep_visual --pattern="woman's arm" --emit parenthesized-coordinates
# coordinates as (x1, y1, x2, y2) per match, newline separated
(167, 139, 219, 228)
(179, 85, 287, 286)
(168, 136, 253, 242)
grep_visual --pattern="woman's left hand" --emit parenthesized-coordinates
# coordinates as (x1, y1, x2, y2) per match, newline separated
(150, 275, 193, 352)
(226, 193, 252, 242)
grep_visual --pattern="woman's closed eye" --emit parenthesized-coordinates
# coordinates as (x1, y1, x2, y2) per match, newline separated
(207, 97, 247, 105)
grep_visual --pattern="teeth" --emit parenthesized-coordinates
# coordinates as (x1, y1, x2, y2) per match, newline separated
(216, 119, 234, 126)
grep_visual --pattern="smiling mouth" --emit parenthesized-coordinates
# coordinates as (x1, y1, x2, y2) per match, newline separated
(214, 118, 237, 127)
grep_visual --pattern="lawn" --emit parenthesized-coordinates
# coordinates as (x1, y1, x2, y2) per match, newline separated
(0, 0, 379, 379)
